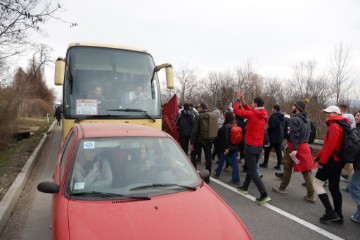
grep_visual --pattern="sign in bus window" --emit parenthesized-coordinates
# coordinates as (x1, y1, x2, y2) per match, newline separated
(76, 99, 98, 115)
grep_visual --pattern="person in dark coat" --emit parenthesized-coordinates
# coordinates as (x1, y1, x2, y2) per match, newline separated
(214, 111, 240, 185)
(176, 103, 195, 155)
(54, 106, 62, 126)
(260, 104, 285, 169)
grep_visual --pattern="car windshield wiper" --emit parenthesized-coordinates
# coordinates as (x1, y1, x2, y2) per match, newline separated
(106, 108, 156, 122)
(70, 191, 151, 200)
(130, 183, 197, 191)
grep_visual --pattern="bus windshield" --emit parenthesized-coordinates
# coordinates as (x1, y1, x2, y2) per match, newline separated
(63, 46, 161, 118)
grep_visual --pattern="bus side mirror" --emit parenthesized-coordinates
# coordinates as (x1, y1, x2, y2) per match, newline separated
(54, 57, 65, 86)
(165, 66, 174, 89)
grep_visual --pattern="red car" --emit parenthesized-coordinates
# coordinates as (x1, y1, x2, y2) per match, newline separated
(38, 123, 251, 240)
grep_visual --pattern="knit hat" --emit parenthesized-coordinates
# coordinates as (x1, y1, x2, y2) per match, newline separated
(294, 99, 309, 112)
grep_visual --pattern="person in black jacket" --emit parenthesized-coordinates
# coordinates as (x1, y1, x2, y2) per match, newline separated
(176, 103, 195, 155)
(213, 111, 240, 185)
(54, 106, 62, 126)
(260, 104, 285, 170)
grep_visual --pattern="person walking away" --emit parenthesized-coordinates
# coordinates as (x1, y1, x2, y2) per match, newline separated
(349, 110, 360, 224)
(313, 106, 349, 223)
(260, 104, 285, 170)
(233, 91, 271, 204)
(339, 104, 356, 192)
(212, 108, 225, 161)
(272, 99, 316, 203)
(189, 103, 201, 162)
(176, 103, 195, 155)
(214, 112, 240, 185)
(54, 106, 62, 126)
(190, 103, 213, 183)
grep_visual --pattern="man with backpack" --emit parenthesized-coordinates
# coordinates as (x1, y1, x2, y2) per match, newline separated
(190, 103, 218, 183)
(214, 111, 241, 186)
(313, 105, 350, 224)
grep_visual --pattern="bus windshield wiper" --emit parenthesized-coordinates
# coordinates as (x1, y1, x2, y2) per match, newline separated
(71, 191, 151, 200)
(74, 114, 125, 123)
(106, 108, 156, 122)
(130, 183, 197, 191)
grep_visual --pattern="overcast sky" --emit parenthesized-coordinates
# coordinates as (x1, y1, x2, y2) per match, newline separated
(27, 0, 360, 100)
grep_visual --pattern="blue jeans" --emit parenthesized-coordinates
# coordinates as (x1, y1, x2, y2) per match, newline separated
(349, 170, 360, 221)
(215, 151, 240, 183)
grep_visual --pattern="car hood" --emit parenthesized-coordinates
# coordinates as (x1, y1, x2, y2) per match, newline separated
(67, 185, 251, 240)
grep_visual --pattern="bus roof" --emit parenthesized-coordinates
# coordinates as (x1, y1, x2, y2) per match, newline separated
(67, 42, 148, 53)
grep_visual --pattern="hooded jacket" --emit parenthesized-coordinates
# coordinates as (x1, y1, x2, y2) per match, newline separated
(316, 115, 349, 165)
(233, 102, 267, 147)
(288, 112, 310, 151)
(176, 110, 195, 137)
(267, 111, 285, 144)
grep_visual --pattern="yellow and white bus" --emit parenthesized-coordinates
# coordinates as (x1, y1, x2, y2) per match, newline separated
(55, 42, 174, 141)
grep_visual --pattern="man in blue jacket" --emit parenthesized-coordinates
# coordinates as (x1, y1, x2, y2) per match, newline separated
(260, 104, 285, 170)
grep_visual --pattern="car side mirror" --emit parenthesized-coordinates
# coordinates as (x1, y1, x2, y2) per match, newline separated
(37, 182, 60, 194)
(199, 169, 210, 180)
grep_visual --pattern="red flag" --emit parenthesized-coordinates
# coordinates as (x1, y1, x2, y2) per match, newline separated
(162, 94, 179, 142)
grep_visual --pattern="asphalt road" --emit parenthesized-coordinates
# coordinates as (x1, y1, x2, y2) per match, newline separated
(1, 125, 359, 240)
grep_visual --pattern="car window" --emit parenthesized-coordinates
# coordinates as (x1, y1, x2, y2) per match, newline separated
(60, 131, 75, 182)
(66, 136, 201, 198)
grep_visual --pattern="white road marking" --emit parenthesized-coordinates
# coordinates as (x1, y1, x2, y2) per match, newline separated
(211, 177, 344, 240)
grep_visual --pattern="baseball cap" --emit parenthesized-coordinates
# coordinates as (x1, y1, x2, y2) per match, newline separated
(321, 106, 341, 114)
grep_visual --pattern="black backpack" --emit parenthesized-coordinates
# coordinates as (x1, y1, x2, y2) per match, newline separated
(308, 120, 316, 144)
(335, 120, 360, 164)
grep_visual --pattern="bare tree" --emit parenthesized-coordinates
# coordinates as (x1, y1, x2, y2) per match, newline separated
(174, 64, 199, 103)
(0, 0, 72, 60)
(329, 43, 353, 105)
(203, 70, 234, 111)
(235, 60, 263, 102)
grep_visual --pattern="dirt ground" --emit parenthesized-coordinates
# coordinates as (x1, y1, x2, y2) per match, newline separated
(0, 132, 44, 201)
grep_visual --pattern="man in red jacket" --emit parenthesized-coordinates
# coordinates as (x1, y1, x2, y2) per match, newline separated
(314, 106, 349, 224)
(233, 91, 271, 204)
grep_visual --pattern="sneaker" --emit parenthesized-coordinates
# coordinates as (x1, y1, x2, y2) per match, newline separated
(320, 211, 340, 223)
(259, 163, 268, 168)
(334, 218, 344, 224)
(233, 182, 241, 187)
(272, 187, 287, 194)
(274, 165, 281, 170)
(340, 173, 349, 182)
(342, 186, 349, 192)
(351, 215, 360, 224)
(237, 186, 248, 195)
(304, 195, 316, 203)
(256, 196, 271, 204)
(213, 174, 219, 179)
(275, 172, 283, 179)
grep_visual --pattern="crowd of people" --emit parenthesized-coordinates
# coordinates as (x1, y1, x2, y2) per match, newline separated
(174, 91, 360, 225)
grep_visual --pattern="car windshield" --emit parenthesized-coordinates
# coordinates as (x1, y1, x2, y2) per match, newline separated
(65, 136, 201, 199)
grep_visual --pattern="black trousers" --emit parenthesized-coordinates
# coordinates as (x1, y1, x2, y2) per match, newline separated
(263, 142, 283, 166)
(179, 136, 190, 155)
(191, 142, 212, 174)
